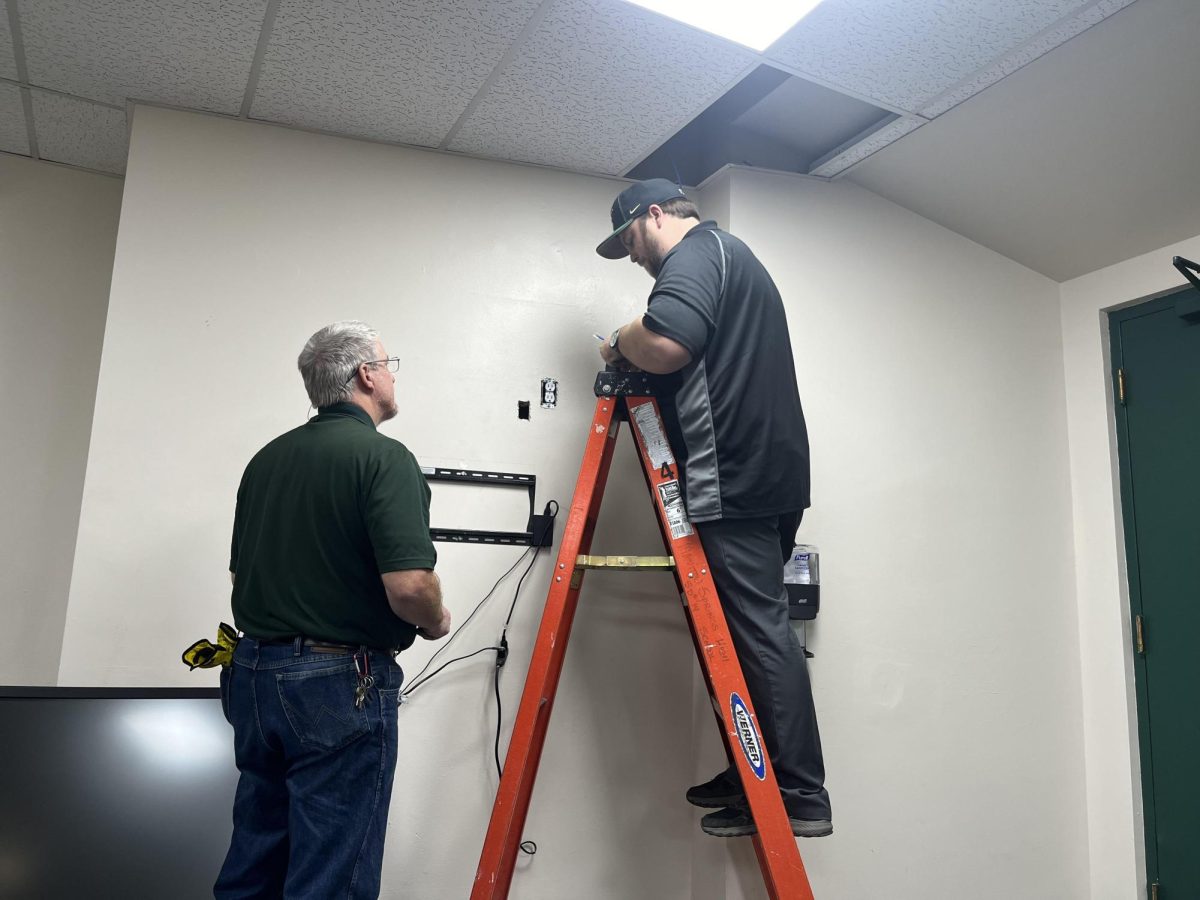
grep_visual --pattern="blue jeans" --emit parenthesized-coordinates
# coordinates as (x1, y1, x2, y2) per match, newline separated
(215, 637, 403, 899)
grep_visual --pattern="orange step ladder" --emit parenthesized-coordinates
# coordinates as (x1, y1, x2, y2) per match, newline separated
(471, 370, 816, 900)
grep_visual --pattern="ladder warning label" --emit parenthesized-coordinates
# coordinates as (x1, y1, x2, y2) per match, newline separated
(730, 693, 767, 781)
(657, 479, 693, 539)
(632, 403, 675, 469)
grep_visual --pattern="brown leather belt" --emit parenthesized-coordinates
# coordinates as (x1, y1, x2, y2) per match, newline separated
(260, 636, 362, 653)
(254, 635, 399, 656)
(302, 639, 361, 654)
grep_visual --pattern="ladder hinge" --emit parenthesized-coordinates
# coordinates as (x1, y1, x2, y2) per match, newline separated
(1118, 368, 1126, 405)
(1136, 615, 1145, 654)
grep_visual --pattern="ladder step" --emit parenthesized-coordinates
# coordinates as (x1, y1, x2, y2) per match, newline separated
(575, 554, 675, 570)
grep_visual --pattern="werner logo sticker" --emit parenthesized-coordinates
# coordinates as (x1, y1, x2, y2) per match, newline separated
(730, 693, 766, 780)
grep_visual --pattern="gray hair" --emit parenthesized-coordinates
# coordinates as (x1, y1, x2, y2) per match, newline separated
(297, 320, 380, 408)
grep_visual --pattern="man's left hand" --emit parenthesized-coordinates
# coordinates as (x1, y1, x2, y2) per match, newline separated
(597, 320, 690, 375)
(599, 335, 624, 367)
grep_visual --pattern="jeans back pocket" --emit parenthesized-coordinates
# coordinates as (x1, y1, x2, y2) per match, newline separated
(276, 662, 370, 751)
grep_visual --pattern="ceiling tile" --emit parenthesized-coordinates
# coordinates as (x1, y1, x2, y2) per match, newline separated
(32, 89, 128, 173)
(0, 11, 17, 80)
(448, 0, 757, 175)
(846, 0, 1200, 281)
(766, 0, 1089, 113)
(252, 0, 543, 148)
(919, 0, 1139, 117)
(0, 82, 30, 155)
(20, 0, 265, 113)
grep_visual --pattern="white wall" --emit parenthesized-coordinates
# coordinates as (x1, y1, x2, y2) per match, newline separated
(1059, 231, 1200, 900)
(62, 105, 699, 900)
(690, 168, 1089, 900)
(0, 153, 122, 685)
(61, 107, 1090, 899)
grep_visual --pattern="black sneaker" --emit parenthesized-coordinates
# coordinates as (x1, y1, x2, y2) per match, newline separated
(685, 771, 745, 808)
(700, 806, 833, 838)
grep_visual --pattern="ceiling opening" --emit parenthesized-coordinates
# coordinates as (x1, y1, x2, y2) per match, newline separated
(626, 64, 895, 185)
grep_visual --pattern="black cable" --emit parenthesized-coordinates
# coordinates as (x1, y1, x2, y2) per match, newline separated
(503, 528, 546, 626)
(490, 634, 537, 857)
(402, 646, 502, 696)
(501, 501, 558, 633)
(400, 501, 559, 860)
(493, 647, 505, 776)
(491, 503, 556, 861)
(484, 530, 547, 766)
(401, 545, 536, 697)
(490, 501, 560, 774)
(401, 501, 559, 702)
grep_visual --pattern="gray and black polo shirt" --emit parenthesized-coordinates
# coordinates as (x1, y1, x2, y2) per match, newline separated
(230, 402, 436, 651)
(642, 220, 811, 522)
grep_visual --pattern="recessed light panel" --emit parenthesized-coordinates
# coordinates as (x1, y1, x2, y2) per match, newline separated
(621, 0, 824, 52)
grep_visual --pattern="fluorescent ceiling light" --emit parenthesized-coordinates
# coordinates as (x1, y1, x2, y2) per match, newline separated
(622, 0, 825, 52)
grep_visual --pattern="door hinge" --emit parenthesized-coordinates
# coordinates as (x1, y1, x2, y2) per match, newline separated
(1118, 368, 1127, 406)
(1136, 615, 1146, 654)
(1150, 880, 1159, 900)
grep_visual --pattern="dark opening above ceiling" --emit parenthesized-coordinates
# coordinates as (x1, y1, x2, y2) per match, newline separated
(626, 64, 895, 185)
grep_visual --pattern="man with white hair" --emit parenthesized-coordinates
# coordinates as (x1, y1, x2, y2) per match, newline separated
(216, 320, 449, 898)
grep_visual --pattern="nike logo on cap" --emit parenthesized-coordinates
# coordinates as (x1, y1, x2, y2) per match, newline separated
(627, 203, 641, 215)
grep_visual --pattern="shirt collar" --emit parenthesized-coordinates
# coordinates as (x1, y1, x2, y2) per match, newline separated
(657, 220, 719, 273)
(683, 219, 719, 239)
(313, 401, 376, 429)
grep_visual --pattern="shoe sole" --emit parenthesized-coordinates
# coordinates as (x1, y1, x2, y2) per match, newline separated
(686, 793, 745, 809)
(701, 821, 833, 838)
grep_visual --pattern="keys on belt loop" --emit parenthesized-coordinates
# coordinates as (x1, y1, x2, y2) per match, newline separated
(353, 649, 375, 710)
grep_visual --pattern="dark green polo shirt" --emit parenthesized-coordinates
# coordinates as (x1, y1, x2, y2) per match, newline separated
(229, 402, 436, 651)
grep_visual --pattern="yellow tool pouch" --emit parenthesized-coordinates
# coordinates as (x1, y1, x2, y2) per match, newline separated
(181, 622, 240, 670)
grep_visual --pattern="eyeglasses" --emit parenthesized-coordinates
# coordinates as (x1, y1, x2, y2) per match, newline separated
(344, 357, 400, 385)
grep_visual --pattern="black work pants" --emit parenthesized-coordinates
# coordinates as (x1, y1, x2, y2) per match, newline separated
(696, 510, 832, 820)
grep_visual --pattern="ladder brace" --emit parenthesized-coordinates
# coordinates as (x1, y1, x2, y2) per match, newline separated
(574, 554, 675, 570)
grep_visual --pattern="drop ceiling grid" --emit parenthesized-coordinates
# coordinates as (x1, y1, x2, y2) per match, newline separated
(0, 80, 29, 154)
(809, 116, 924, 177)
(251, 0, 544, 149)
(19, 0, 265, 114)
(32, 88, 127, 173)
(448, 0, 757, 174)
(765, 0, 1091, 114)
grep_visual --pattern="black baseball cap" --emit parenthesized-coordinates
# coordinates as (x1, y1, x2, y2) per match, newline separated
(596, 178, 688, 259)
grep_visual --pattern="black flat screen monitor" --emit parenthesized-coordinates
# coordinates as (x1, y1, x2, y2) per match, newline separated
(0, 687, 237, 899)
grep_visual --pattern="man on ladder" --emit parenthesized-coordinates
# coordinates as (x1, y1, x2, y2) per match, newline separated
(595, 179, 832, 839)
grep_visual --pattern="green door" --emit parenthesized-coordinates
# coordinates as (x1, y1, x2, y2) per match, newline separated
(1111, 288, 1200, 898)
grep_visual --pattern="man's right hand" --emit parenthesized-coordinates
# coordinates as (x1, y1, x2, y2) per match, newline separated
(383, 569, 448, 637)
(417, 606, 452, 640)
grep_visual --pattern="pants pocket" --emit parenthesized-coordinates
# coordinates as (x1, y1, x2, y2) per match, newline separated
(276, 662, 370, 751)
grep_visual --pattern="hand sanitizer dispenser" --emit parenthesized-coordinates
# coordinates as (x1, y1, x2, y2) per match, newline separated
(784, 545, 820, 621)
